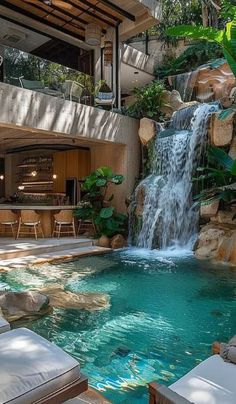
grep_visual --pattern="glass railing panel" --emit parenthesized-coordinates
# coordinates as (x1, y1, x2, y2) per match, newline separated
(0, 44, 94, 105)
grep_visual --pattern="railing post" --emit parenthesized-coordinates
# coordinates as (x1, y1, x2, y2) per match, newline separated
(114, 24, 121, 109)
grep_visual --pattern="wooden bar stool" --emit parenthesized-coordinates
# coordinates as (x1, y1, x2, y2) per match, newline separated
(52, 210, 76, 238)
(16, 210, 44, 240)
(78, 219, 95, 235)
(0, 210, 18, 238)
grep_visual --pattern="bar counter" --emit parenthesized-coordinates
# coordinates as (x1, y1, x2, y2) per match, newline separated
(0, 205, 76, 237)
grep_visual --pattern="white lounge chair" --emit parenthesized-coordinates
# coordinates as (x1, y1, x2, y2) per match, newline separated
(0, 327, 87, 403)
(149, 354, 236, 404)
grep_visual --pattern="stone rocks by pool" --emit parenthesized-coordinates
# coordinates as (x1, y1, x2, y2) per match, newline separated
(0, 285, 110, 323)
(0, 291, 51, 322)
(39, 285, 110, 311)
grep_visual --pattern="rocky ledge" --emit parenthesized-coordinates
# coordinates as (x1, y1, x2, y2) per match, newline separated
(38, 285, 110, 311)
(195, 209, 236, 265)
(0, 286, 110, 323)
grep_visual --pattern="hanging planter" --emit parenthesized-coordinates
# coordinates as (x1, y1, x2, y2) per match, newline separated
(104, 41, 113, 66)
(85, 23, 101, 46)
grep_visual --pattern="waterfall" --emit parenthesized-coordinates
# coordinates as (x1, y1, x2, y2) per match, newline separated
(129, 103, 219, 250)
(169, 70, 198, 102)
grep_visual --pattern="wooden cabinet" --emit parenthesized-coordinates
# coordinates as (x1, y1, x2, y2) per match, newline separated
(53, 149, 91, 193)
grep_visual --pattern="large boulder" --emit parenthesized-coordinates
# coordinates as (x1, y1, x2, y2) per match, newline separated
(0, 291, 50, 322)
(97, 235, 110, 248)
(195, 224, 227, 259)
(217, 231, 236, 265)
(211, 209, 236, 225)
(200, 200, 219, 218)
(208, 111, 234, 146)
(138, 118, 156, 145)
(195, 222, 236, 265)
(39, 285, 110, 311)
(111, 234, 127, 249)
(160, 90, 198, 118)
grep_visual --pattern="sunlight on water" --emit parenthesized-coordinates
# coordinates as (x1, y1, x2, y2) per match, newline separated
(1, 249, 236, 403)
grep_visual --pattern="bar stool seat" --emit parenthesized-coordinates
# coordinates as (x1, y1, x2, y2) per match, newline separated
(17, 210, 44, 240)
(52, 210, 76, 238)
(0, 210, 18, 238)
(78, 219, 95, 235)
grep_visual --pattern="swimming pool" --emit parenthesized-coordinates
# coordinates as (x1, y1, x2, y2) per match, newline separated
(1, 248, 236, 403)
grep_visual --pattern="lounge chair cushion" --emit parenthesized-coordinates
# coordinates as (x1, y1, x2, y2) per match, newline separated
(0, 327, 81, 404)
(170, 354, 236, 404)
(0, 316, 10, 334)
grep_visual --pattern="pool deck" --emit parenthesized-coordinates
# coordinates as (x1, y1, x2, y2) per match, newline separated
(0, 237, 112, 270)
(67, 387, 111, 403)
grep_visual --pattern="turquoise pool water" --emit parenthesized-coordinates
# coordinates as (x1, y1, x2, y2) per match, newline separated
(1, 248, 236, 403)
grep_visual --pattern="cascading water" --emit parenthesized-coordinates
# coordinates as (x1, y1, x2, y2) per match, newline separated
(169, 70, 199, 102)
(129, 103, 219, 250)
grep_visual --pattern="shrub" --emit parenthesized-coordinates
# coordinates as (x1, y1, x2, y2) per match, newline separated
(126, 80, 166, 121)
(74, 167, 127, 237)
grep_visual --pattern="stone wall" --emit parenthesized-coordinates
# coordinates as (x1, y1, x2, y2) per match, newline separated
(169, 61, 236, 103)
(194, 114, 236, 265)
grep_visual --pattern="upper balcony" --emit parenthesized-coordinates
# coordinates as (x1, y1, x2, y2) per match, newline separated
(0, 44, 140, 152)
(0, 44, 95, 107)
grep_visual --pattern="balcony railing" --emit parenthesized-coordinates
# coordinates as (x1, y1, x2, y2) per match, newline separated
(0, 44, 94, 105)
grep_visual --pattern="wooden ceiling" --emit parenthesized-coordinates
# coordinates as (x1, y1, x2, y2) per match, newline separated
(1, 0, 136, 43)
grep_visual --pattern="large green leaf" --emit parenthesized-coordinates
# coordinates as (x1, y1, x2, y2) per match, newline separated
(218, 108, 236, 120)
(100, 206, 114, 219)
(208, 147, 234, 171)
(222, 19, 236, 76)
(166, 25, 224, 43)
(111, 175, 124, 185)
(96, 178, 107, 187)
(96, 166, 113, 178)
(232, 159, 236, 175)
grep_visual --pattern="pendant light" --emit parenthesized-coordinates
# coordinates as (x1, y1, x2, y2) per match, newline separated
(104, 41, 113, 66)
(85, 23, 101, 46)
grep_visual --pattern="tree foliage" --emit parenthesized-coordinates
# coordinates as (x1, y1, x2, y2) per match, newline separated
(193, 146, 236, 205)
(127, 80, 166, 120)
(4, 47, 94, 92)
(155, 41, 223, 78)
(147, 0, 203, 43)
(167, 3, 236, 77)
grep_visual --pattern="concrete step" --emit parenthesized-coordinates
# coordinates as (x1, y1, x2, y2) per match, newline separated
(0, 237, 93, 260)
(0, 246, 111, 271)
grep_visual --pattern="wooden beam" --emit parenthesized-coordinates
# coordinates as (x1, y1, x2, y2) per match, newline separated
(97, 0, 136, 21)
(1, 0, 85, 41)
(62, 0, 117, 27)
(77, 0, 122, 24)
(19, 1, 87, 32)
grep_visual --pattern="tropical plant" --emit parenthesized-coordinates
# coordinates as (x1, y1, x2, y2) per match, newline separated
(166, 3, 236, 118)
(154, 42, 223, 79)
(166, 3, 236, 77)
(74, 167, 127, 237)
(94, 79, 112, 96)
(193, 146, 236, 205)
(126, 80, 166, 120)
